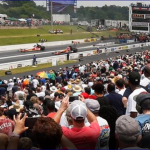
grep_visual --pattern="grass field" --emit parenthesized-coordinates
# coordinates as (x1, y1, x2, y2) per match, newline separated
(0, 25, 128, 46)
(0, 60, 77, 77)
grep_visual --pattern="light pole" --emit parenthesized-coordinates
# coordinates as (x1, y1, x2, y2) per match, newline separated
(51, 1, 53, 31)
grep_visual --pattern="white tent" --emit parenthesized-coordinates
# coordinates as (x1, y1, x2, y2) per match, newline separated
(19, 18, 27, 22)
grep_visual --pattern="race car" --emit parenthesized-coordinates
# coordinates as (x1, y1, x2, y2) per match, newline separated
(52, 45, 78, 55)
(20, 44, 45, 52)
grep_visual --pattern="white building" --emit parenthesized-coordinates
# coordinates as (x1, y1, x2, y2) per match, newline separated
(52, 14, 70, 22)
(129, 2, 150, 33)
(104, 20, 128, 28)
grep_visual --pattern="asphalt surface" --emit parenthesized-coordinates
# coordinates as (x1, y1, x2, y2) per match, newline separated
(0, 40, 138, 64)
(1, 45, 149, 80)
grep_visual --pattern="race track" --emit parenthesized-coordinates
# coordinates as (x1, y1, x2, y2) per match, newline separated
(0, 40, 140, 64)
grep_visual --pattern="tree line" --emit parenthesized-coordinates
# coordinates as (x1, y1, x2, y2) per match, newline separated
(0, 1, 129, 21)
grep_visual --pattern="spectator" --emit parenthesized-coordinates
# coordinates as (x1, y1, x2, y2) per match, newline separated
(35, 87, 45, 97)
(116, 115, 141, 149)
(126, 71, 146, 118)
(32, 76, 39, 89)
(85, 99, 110, 149)
(47, 100, 56, 118)
(0, 107, 14, 137)
(140, 65, 150, 87)
(18, 137, 32, 149)
(32, 117, 76, 149)
(54, 97, 101, 149)
(116, 79, 126, 96)
(93, 83, 110, 107)
(134, 93, 150, 138)
(106, 83, 124, 116)
(99, 106, 118, 149)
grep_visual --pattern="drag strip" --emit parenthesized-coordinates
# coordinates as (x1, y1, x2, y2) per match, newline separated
(0, 41, 139, 64)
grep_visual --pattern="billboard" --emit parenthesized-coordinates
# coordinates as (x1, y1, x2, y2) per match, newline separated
(46, 0, 75, 13)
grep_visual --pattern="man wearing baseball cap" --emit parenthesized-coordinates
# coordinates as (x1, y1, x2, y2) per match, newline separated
(134, 93, 150, 139)
(126, 71, 146, 118)
(53, 97, 100, 149)
(116, 115, 141, 149)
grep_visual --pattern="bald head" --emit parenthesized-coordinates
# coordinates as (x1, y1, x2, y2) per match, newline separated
(144, 65, 150, 77)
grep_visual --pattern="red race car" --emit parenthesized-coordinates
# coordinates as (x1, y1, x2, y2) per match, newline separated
(52, 45, 78, 55)
(20, 44, 45, 52)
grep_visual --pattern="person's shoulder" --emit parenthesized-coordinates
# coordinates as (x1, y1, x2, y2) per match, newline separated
(136, 114, 150, 122)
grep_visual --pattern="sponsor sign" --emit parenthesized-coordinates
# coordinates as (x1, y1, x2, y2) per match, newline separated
(87, 53, 91, 56)
(17, 64, 22, 68)
(93, 50, 97, 54)
(111, 47, 115, 52)
(121, 46, 128, 50)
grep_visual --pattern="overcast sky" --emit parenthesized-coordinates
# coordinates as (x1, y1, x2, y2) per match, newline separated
(35, 1, 150, 7)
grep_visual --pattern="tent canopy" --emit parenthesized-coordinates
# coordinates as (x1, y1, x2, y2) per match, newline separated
(6, 17, 19, 21)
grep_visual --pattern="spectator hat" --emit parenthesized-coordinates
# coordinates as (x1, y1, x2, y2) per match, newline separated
(70, 100, 87, 120)
(116, 115, 140, 142)
(9, 79, 13, 82)
(129, 71, 140, 85)
(133, 92, 150, 106)
(73, 85, 82, 92)
(9, 103, 24, 112)
(85, 99, 100, 113)
(75, 79, 81, 84)
(50, 86, 57, 92)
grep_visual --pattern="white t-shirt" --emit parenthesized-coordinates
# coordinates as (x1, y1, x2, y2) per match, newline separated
(79, 66, 85, 73)
(140, 77, 150, 87)
(126, 88, 146, 116)
(32, 79, 39, 88)
(41, 85, 46, 92)
(36, 92, 45, 97)
(7, 82, 14, 91)
(118, 88, 126, 96)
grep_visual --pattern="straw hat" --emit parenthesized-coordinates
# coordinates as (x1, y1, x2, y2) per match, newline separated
(9, 103, 24, 112)
(74, 79, 81, 84)
(73, 85, 82, 92)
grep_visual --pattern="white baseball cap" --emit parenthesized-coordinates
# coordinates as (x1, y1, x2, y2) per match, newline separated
(70, 100, 87, 120)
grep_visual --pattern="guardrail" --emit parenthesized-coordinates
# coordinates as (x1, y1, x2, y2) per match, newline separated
(0, 42, 150, 71)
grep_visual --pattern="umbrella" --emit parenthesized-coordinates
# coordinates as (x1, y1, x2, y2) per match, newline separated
(37, 71, 49, 78)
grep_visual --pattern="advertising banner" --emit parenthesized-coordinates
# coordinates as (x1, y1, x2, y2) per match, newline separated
(121, 46, 128, 50)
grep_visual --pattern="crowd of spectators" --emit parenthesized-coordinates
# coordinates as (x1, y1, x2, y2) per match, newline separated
(0, 50, 150, 149)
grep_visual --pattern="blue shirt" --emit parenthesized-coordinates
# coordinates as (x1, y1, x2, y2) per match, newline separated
(135, 114, 150, 136)
(106, 91, 124, 116)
